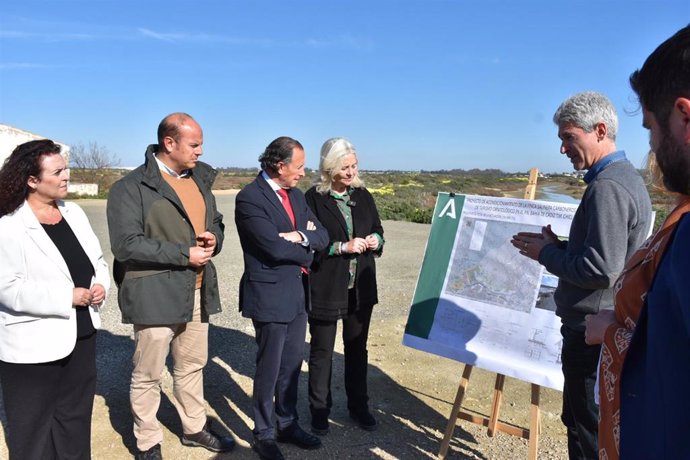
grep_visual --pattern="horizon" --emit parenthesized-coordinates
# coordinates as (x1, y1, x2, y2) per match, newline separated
(79, 164, 594, 176)
(1, 1, 687, 172)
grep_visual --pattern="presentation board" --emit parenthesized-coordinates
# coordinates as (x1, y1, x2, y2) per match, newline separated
(403, 193, 578, 390)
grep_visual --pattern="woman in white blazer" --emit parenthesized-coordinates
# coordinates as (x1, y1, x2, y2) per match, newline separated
(0, 140, 109, 460)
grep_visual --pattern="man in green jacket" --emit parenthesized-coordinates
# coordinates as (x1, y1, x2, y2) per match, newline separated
(107, 113, 233, 460)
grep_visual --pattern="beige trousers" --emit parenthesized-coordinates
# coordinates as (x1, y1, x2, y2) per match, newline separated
(130, 290, 209, 451)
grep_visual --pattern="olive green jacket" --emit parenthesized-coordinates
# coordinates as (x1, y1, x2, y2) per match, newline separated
(107, 145, 224, 325)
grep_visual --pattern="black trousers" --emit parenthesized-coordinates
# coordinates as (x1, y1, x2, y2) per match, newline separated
(560, 325, 600, 460)
(308, 296, 373, 417)
(0, 332, 97, 460)
(252, 311, 308, 440)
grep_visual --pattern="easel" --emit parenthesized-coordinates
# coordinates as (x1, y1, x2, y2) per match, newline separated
(438, 167, 542, 459)
(524, 167, 538, 201)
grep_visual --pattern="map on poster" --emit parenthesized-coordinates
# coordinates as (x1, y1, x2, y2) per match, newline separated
(445, 217, 543, 313)
(402, 194, 578, 390)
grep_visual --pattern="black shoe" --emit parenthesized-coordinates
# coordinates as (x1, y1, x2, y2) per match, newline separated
(135, 443, 162, 460)
(252, 439, 285, 460)
(181, 421, 235, 453)
(350, 410, 377, 431)
(311, 410, 330, 436)
(277, 424, 322, 449)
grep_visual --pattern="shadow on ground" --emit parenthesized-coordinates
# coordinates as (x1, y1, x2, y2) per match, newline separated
(91, 323, 486, 459)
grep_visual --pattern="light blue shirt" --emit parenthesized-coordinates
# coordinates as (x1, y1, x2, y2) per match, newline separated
(583, 150, 627, 184)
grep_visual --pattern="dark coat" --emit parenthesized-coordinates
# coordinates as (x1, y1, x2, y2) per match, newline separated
(107, 145, 224, 325)
(305, 186, 384, 320)
(235, 173, 329, 323)
(620, 214, 690, 459)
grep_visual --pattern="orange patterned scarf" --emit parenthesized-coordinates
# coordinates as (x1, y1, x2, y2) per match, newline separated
(598, 198, 690, 459)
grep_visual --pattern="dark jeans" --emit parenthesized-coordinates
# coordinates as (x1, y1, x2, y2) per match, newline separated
(252, 312, 308, 440)
(308, 299, 373, 417)
(561, 325, 600, 460)
(0, 332, 97, 460)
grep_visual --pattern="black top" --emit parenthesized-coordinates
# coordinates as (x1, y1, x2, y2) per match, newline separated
(305, 186, 384, 320)
(42, 217, 95, 338)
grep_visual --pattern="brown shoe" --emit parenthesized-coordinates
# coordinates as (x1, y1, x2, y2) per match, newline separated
(181, 421, 235, 453)
(135, 443, 162, 460)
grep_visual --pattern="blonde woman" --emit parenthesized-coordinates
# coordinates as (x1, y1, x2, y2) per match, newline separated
(305, 138, 384, 435)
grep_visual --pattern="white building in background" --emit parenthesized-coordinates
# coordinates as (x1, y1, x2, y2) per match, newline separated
(0, 124, 97, 196)
(0, 123, 71, 165)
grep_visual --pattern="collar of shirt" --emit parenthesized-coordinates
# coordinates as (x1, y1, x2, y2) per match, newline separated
(261, 170, 286, 198)
(262, 170, 309, 246)
(154, 154, 191, 178)
(583, 150, 627, 184)
(329, 187, 351, 201)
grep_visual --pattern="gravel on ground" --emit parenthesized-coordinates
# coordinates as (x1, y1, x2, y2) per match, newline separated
(0, 193, 568, 459)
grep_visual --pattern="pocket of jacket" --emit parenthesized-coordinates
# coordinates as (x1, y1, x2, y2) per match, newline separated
(248, 271, 279, 283)
(123, 268, 171, 280)
(1, 311, 41, 326)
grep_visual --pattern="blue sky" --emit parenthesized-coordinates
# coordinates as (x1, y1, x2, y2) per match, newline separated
(1, 1, 687, 172)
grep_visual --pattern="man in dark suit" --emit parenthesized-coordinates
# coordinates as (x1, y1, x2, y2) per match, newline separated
(235, 136, 329, 460)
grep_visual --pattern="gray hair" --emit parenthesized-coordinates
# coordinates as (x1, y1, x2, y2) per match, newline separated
(553, 91, 618, 140)
(315, 137, 364, 194)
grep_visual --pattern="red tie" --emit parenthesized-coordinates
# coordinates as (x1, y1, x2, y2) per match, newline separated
(278, 188, 308, 274)
(277, 188, 295, 228)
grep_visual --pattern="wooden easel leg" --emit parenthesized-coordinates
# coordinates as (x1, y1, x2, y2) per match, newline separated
(438, 372, 542, 458)
(438, 365, 473, 458)
(528, 384, 541, 460)
(487, 374, 506, 436)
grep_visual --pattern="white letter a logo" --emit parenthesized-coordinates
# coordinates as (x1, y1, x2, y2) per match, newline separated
(438, 198, 456, 219)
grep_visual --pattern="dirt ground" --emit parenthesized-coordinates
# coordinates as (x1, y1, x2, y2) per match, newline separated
(0, 192, 568, 459)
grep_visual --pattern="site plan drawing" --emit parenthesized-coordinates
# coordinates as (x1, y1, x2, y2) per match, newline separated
(445, 217, 543, 313)
(403, 194, 578, 390)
